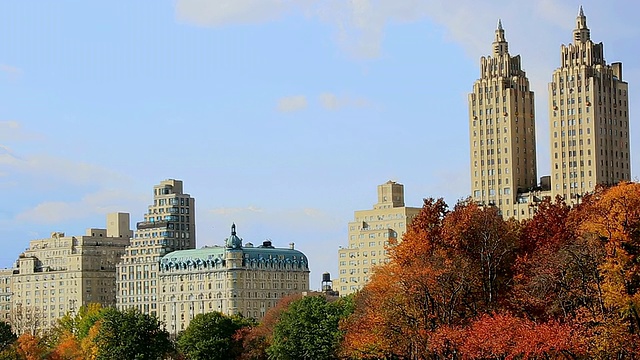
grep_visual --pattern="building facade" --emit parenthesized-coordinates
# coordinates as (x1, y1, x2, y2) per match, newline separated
(116, 179, 196, 316)
(0, 270, 12, 324)
(337, 181, 421, 296)
(11, 213, 131, 332)
(549, 7, 631, 203)
(469, 21, 539, 220)
(158, 224, 309, 335)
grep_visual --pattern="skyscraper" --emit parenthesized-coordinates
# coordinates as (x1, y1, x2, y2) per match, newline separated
(549, 7, 631, 203)
(116, 179, 196, 316)
(469, 21, 538, 219)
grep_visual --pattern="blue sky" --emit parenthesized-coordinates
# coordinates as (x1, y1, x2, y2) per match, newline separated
(1, 0, 639, 289)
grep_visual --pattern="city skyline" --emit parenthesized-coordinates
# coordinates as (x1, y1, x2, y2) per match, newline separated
(1, 1, 639, 288)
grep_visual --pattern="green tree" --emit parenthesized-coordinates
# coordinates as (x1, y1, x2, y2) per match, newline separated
(94, 307, 173, 360)
(267, 295, 352, 360)
(0, 321, 16, 351)
(176, 312, 254, 360)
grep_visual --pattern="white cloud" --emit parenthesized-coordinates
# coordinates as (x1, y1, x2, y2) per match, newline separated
(319, 92, 371, 110)
(15, 188, 147, 225)
(276, 95, 308, 112)
(0, 151, 126, 187)
(0, 64, 22, 78)
(175, 0, 310, 27)
(205, 206, 342, 237)
(0, 121, 41, 143)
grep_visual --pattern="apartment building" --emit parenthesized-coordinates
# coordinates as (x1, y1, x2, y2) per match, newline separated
(337, 181, 420, 296)
(468, 20, 540, 220)
(158, 224, 309, 335)
(11, 213, 131, 332)
(116, 179, 196, 316)
(549, 7, 631, 203)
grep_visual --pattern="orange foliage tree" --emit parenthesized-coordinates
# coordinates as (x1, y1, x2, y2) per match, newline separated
(341, 198, 519, 359)
(237, 293, 302, 360)
(15, 333, 47, 360)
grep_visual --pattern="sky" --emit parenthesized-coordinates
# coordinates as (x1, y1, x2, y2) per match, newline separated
(1, 0, 639, 290)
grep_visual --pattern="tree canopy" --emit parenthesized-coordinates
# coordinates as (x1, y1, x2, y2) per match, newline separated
(268, 295, 353, 360)
(177, 312, 255, 360)
(94, 308, 172, 360)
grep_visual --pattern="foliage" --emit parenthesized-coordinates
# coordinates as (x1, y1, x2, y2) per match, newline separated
(238, 294, 302, 360)
(340, 185, 640, 359)
(176, 312, 255, 360)
(15, 333, 48, 360)
(267, 295, 352, 360)
(94, 307, 173, 360)
(0, 321, 16, 352)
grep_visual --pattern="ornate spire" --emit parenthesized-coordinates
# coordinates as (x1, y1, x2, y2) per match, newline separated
(573, 5, 590, 42)
(492, 19, 508, 56)
(231, 223, 236, 236)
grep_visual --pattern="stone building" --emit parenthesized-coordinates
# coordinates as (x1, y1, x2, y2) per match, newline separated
(158, 224, 309, 335)
(549, 7, 631, 203)
(337, 181, 420, 296)
(116, 179, 196, 316)
(468, 20, 540, 220)
(0, 270, 12, 324)
(11, 213, 131, 332)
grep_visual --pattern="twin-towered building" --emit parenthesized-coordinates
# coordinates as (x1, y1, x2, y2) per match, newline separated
(470, 7, 630, 218)
(338, 7, 633, 294)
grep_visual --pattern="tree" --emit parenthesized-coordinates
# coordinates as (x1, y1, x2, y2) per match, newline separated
(267, 295, 352, 360)
(442, 201, 518, 308)
(15, 333, 47, 360)
(56, 303, 106, 341)
(12, 305, 43, 336)
(176, 312, 254, 360)
(94, 308, 172, 360)
(0, 321, 16, 352)
(238, 294, 302, 360)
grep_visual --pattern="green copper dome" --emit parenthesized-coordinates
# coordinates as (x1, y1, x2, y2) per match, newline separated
(225, 223, 243, 249)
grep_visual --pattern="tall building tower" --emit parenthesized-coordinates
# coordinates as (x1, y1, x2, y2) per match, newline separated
(549, 7, 631, 203)
(116, 179, 196, 316)
(337, 181, 421, 296)
(469, 21, 538, 219)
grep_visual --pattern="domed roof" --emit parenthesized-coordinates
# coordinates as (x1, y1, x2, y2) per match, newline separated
(225, 223, 243, 249)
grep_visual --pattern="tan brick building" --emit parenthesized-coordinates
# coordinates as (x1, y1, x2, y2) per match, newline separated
(468, 20, 541, 220)
(549, 7, 631, 203)
(158, 224, 309, 335)
(11, 213, 131, 333)
(337, 181, 420, 296)
(0, 270, 12, 324)
(116, 179, 196, 317)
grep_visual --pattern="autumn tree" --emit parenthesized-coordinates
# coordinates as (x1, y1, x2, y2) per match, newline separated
(342, 198, 454, 359)
(442, 201, 518, 308)
(15, 333, 48, 360)
(431, 312, 585, 359)
(238, 293, 302, 360)
(509, 197, 606, 320)
(574, 182, 640, 358)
